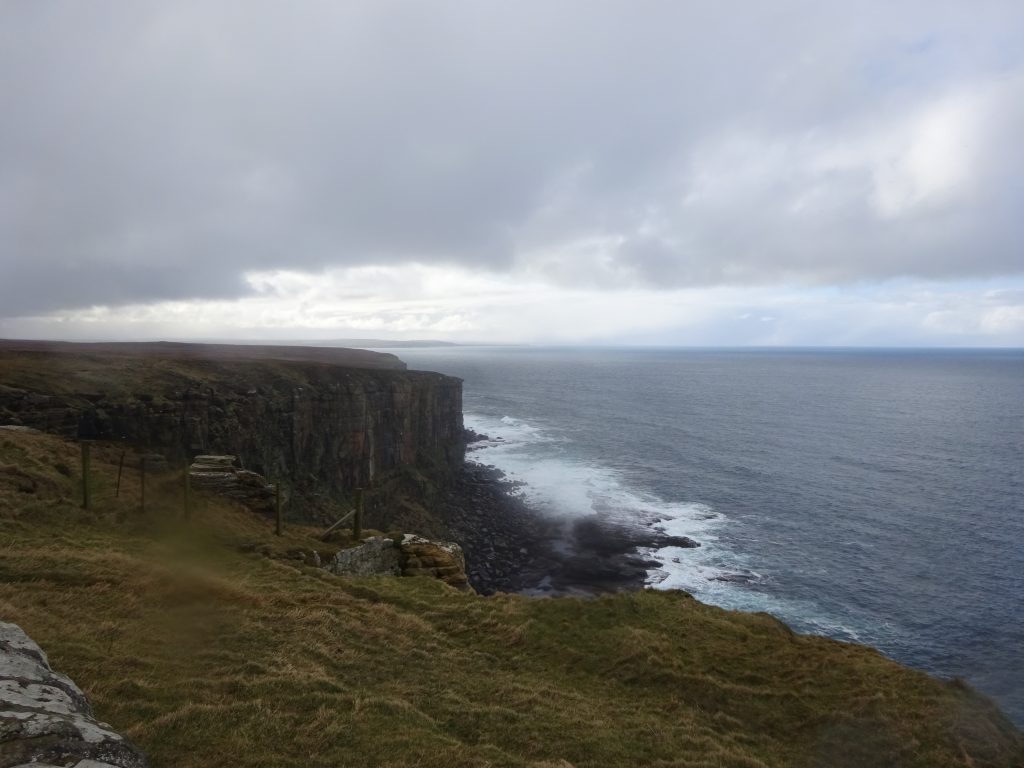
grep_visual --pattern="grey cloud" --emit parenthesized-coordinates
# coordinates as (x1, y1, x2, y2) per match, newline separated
(2, 1, 1023, 315)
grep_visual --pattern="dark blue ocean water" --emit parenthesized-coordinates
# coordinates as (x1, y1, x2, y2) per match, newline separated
(395, 347, 1024, 724)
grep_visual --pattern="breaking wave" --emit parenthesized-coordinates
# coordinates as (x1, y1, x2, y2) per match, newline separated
(463, 410, 883, 645)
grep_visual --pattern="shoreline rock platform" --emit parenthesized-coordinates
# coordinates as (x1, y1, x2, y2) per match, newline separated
(440, 454, 699, 597)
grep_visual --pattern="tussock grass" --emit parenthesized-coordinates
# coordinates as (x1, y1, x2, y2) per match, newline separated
(0, 429, 1021, 767)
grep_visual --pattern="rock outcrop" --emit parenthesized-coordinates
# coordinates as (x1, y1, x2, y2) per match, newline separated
(399, 534, 470, 590)
(326, 537, 403, 577)
(189, 455, 278, 511)
(323, 535, 471, 590)
(0, 621, 148, 768)
(0, 343, 464, 514)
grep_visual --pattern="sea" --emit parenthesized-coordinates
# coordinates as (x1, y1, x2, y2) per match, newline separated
(392, 346, 1024, 725)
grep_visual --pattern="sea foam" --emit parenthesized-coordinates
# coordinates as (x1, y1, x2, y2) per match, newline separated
(465, 410, 877, 645)
(467, 413, 735, 591)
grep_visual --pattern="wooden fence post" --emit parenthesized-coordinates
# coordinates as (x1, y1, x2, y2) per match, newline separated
(115, 450, 125, 498)
(275, 480, 283, 536)
(353, 488, 363, 540)
(80, 442, 91, 510)
(183, 465, 191, 520)
(140, 456, 147, 514)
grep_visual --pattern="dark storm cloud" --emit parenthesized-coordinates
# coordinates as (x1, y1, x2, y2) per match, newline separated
(1, 1, 1023, 315)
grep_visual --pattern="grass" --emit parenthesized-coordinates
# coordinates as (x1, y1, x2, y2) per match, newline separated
(1, 429, 1021, 768)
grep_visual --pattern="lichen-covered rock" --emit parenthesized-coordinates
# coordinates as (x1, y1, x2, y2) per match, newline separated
(322, 535, 471, 590)
(326, 537, 402, 577)
(399, 535, 471, 591)
(0, 621, 149, 768)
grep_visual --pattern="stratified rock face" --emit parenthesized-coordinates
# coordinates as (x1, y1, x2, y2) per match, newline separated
(189, 455, 277, 511)
(0, 621, 149, 768)
(0, 347, 464, 500)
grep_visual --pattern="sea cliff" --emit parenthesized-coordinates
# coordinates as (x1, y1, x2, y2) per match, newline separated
(0, 341, 464, 511)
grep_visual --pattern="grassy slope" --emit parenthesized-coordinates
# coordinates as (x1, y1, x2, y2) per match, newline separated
(0, 340, 407, 371)
(1, 429, 1021, 768)
(0, 347, 401, 404)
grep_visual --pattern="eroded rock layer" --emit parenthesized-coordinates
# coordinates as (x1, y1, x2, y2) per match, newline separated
(189, 454, 278, 511)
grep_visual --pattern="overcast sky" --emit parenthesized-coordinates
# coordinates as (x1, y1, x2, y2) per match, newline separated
(1, 1, 1023, 346)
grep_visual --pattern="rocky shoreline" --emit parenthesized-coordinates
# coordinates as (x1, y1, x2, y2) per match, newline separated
(440, 434, 700, 596)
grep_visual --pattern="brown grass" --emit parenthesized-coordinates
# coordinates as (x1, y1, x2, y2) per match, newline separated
(0, 429, 1021, 768)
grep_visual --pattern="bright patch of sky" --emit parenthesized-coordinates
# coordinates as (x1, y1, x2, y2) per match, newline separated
(4, 267, 1021, 348)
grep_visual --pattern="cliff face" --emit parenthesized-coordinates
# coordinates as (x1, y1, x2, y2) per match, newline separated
(0, 343, 463, 505)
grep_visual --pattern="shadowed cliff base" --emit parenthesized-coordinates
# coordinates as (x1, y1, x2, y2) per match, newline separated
(438, 461, 690, 597)
(419, 427, 691, 597)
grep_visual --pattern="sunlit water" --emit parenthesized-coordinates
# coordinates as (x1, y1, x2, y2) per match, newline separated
(393, 346, 1024, 724)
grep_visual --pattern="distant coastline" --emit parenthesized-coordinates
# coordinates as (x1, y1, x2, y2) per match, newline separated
(310, 338, 459, 348)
